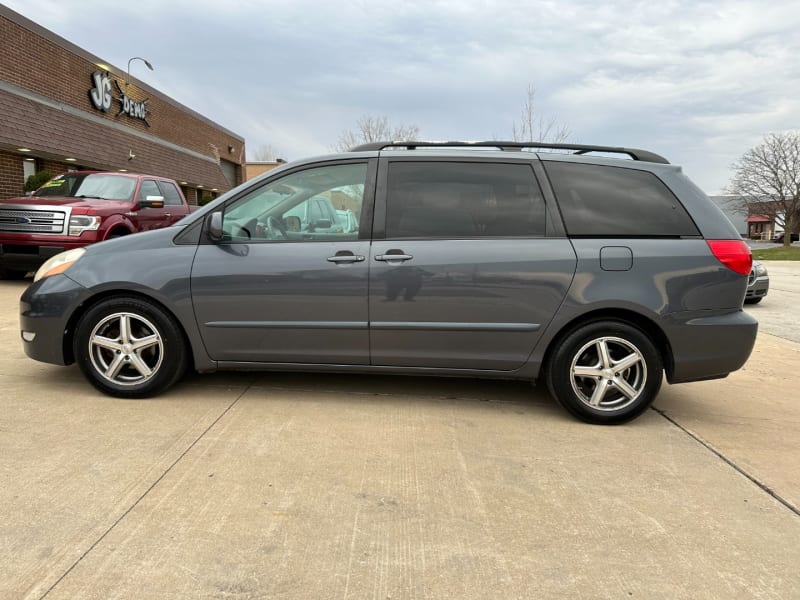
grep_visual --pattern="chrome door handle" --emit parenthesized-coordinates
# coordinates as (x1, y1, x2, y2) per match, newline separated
(375, 254, 413, 262)
(327, 254, 365, 263)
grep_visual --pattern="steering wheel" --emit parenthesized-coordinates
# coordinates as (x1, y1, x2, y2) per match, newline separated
(264, 215, 287, 240)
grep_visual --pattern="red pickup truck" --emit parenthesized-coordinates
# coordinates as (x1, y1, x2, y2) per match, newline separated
(0, 171, 193, 278)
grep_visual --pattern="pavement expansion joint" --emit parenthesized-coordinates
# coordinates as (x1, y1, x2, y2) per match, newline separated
(652, 407, 800, 518)
(36, 390, 248, 599)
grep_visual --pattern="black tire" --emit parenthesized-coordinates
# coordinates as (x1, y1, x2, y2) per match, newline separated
(545, 320, 663, 424)
(0, 267, 28, 280)
(744, 297, 762, 305)
(74, 296, 188, 398)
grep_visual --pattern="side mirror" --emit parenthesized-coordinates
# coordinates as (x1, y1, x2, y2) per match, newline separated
(208, 211, 223, 242)
(139, 195, 165, 209)
(312, 219, 332, 230)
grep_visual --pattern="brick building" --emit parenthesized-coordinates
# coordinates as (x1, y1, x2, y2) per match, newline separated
(244, 160, 286, 181)
(0, 5, 245, 204)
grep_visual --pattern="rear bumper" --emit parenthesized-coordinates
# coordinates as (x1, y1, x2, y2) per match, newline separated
(665, 309, 758, 384)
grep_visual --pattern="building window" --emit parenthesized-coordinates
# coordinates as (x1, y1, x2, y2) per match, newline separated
(22, 159, 36, 190)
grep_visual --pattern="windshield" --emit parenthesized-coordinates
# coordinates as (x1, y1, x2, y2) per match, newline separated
(33, 173, 137, 200)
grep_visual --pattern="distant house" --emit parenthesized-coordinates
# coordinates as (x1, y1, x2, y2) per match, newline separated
(745, 214, 776, 240)
(710, 195, 794, 240)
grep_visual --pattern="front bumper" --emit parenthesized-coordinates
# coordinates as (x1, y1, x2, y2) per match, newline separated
(1, 242, 92, 272)
(0, 233, 99, 271)
(746, 276, 769, 301)
(20, 274, 89, 365)
(0, 244, 70, 271)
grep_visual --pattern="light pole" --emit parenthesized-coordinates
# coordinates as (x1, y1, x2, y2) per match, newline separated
(126, 57, 153, 88)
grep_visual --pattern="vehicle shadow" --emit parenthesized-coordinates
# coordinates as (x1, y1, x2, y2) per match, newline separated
(178, 369, 564, 416)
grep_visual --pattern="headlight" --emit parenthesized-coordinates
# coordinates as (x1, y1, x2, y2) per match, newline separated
(755, 263, 768, 277)
(69, 215, 102, 236)
(33, 248, 86, 282)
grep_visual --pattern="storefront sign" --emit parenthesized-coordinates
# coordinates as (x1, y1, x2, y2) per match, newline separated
(89, 71, 150, 126)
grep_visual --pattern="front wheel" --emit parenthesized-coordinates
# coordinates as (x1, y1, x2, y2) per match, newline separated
(744, 297, 762, 305)
(545, 321, 663, 424)
(74, 297, 188, 398)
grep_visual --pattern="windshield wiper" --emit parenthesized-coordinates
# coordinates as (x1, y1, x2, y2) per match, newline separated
(75, 194, 107, 200)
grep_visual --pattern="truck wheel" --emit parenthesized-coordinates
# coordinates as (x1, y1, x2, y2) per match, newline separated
(545, 320, 663, 424)
(0, 267, 28, 280)
(74, 297, 188, 398)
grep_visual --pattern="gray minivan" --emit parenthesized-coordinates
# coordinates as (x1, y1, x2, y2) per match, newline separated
(20, 141, 757, 424)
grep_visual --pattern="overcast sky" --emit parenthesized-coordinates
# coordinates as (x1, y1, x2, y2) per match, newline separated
(5, 0, 800, 193)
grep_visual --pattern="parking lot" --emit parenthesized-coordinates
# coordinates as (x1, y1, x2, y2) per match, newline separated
(746, 259, 800, 343)
(2, 264, 799, 599)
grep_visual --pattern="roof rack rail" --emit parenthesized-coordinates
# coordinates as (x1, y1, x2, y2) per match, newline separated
(349, 140, 670, 164)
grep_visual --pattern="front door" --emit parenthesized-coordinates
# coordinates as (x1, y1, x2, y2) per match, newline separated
(134, 179, 171, 232)
(191, 161, 374, 364)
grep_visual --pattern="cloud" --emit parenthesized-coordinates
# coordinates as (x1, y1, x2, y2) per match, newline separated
(5, 0, 800, 192)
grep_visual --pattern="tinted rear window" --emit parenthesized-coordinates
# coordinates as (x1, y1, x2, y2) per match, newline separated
(544, 162, 699, 237)
(386, 162, 546, 239)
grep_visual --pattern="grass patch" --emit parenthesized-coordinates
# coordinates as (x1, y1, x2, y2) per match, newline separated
(752, 246, 800, 260)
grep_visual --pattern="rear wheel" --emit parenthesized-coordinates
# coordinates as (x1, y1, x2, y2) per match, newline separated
(74, 297, 188, 398)
(546, 320, 663, 424)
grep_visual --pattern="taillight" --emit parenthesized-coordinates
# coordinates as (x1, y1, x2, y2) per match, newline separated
(707, 240, 752, 276)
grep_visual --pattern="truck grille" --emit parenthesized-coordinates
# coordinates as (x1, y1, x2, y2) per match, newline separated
(0, 208, 67, 234)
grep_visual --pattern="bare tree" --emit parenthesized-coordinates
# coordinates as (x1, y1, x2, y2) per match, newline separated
(728, 132, 800, 247)
(250, 144, 283, 162)
(333, 115, 420, 152)
(511, 84, 570, 144)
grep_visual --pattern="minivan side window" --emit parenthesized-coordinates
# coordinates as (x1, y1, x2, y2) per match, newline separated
(386, 162, 546, 239)
(544, 162, 700, 237)
(221, 162, 367, 242)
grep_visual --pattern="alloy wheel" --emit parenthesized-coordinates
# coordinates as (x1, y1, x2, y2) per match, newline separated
(569, 336, 647, 411)
(87, 312, 164, 386)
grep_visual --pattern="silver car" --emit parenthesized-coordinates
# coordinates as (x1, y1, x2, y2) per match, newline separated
(745, 261, 769, 304)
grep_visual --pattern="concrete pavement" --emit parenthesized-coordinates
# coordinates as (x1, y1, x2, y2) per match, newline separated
(1, 273, 799, 599)
(746, 260, 800, 343)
